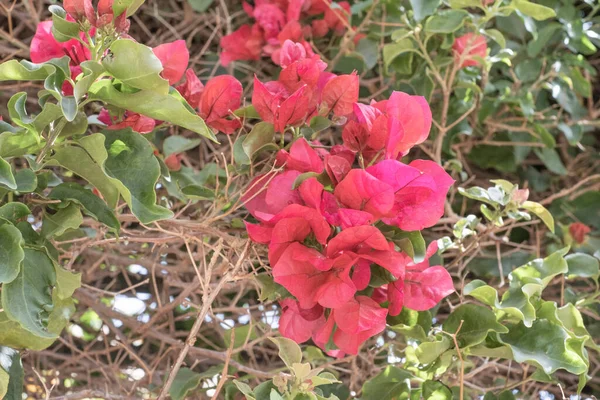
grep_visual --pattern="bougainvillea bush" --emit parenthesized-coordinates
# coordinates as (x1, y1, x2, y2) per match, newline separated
(0, 0, 599, 399)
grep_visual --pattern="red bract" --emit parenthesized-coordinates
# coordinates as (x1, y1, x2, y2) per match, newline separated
(198, 75, 243, 134)
(220, 24, 264, 66)
(153, 40, 190, 85)
(63, 0, 94, 23)
(102, 110, 156, 134)
(321, 72, 359, 116)
(570, 222, 592, 244)
(253, 77, 310, 132)
(334, 169, 394, 218)
(31, 21, 90, 65)
(367, 159, 454, 231)
(323, 1, 351, 35)
(176, 69, 204, 108)
(279, 300, 326, 343)
(243, 171, 303, 222)
(277, 138, 324, 173)
(453, 33, 487, 68)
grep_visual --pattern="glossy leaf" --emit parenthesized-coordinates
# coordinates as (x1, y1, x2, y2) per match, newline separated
(269, 337, 302, 369)
(41, 203, 83, 238)
(512, 0, 556, 21)
(565, 253, 599, 280)
(88, 80, 216, 141)
(520, 201, 554, 233)
(102, 129, 173, 224)
(425, 10, 469, 33)
(361, 366, 412, 400)
(103, 39, 169, 94)
(0, 157, 16, 190)
(0, 225, 24, 284)
(0, 346, 23, 400)
(442, 304, 508, 348)
(1, 248, 57, 338)
(49, 183, 120, 231)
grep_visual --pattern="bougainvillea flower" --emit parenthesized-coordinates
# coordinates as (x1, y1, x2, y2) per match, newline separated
(220, 24, 264, 66)
(198, 75, 243, 134)
(153, 40, 189, 85)
(323, 1, 351, 35)
(402, 242, 454, 312)
(277, 138, 324, 173)
(101, 110, 156, 134)
(164, 153, 182, 171)
(253, 77, 311, 132)
(273, 243, 357, 309)
(385, 92, 432, 157)
(321, 72, 359, 116)
(176, 69, 204, 108)
(333, 169, 394, 218)
(30, 21, 91, 68)
(311, 19, 329, 37)
(453, 33, 487, 68)
(366, 159, 454, 231)
(94, 0, 130, 31)
(63, 0, 95, 22)
(315, 296, 387, 355)
(279, 299, 326, 343)
(267, 204, 331, 264)
(326, 226, 406, 276)
(253, 3, 287, 40)
(242, 170, 303, 222)
(279, 40, 307, 67)
(570, 222, 592, 244)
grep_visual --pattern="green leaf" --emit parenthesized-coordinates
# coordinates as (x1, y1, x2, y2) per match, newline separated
(169, 368, 204, 400)
(102, 129, 173, 224)
(0, 59, 58, 81)
(465, 249, 568, 327)
(416, 336, 452, 364)
(0, 157, 16, 190)
(1, 248, 57, 338)
(243, 122, 276, 159)
(54, 265, 81, 299)
(565, 253, 599, 280)
(74, 61, 105, 102)
(442, 304, 508, 348)
(389, 309, 432, 340)
(422, 380, 452, 399)
(533, 148, 567, 175)
(0, 224, 24, 284)
(0, 296, 74, 351)
(88, 80, 216, 141)
(361, 366, 413, 400)
(484, 29, 506, 49)
(233, 134, 250, 165)
(49, 134, 120, 208)
(13, 169, 37, 193)
(0, 347, 23, 400)
(383, 39, 418, 73)
(0, 203, 30, 224)
(512, 0, 556, 21)
(520, 201, 554, 233)
(41, 203, 83, 238)
(8, 92, 62, 135)
(188, 0, 215, 12)
(48, 5, 80, 42)
(103, 39, 169, 94)
(409, 0, 440, 22)
(181, 185, 215, 200)
(269, 337, 302, 369)
(49, 183, 120, 232)
(424, 10, 469, 33)
(224, 325, 257, 349)
(392, 230, 426, 263)
(448, 0, 483, 9)
(527, 23, 562, 57)
(533, 124, 555, 148)
(0, 128, 41, 159)
(112, 0, 145, 16)
(163, 136, 202, 157)
(500, 319, 587, 375)
(233, 105, 261, 119)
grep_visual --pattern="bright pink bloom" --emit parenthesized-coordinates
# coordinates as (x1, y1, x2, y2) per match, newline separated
(570, 222, 592, 244)
(323, 1, 351, 35)
(386, 92, 432, 157)
(31, 21, 90, 65)
(220, 24, 264, 66)
(453, 33, 487, 68)
(321, 72, 359, 116)
(311, 19, 329, 37)
(253, 77, 310, 132)
(276, 138, 323, 173)
(243, 170, 303, 223)
(366, 159, 454, 231)
(198, 75, 243, 134)
(153, 40, 190, 85)
(279, 300, 326, 343)
(63, 0, 94, 22)
(333, 169, 394, 218)
(176, 69, 204, 108)
(104, 111, 156, 134)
